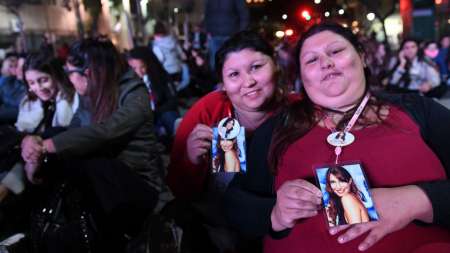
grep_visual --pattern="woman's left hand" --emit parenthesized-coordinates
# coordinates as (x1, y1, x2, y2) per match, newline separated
(329, 186, 433, 251)
(419, 82, 433, 93)
(21, 135, 43, 164)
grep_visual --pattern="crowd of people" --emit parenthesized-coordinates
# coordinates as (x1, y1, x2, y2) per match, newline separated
(0, 12, 449, 253)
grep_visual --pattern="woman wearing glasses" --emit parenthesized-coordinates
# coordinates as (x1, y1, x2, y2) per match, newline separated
(21, 38, 164, 252)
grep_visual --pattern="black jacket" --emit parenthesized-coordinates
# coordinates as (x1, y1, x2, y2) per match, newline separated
(224, 92, 450, 238)
(204, 0, 249, 37)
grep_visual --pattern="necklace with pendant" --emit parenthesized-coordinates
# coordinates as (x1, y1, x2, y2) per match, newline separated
(323, 92, 370, 164)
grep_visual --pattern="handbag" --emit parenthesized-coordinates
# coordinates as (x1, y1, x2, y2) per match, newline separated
(29, 181, 97, 253)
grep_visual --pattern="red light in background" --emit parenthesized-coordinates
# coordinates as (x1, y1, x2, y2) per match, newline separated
(300, 9, 311, 21)
(285, 29, 294, 36)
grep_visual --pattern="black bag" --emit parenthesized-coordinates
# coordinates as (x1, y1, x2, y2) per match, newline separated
(0, 125, 24, 171)
(126, 214, 181, 253)
(29, 181, 98, 253)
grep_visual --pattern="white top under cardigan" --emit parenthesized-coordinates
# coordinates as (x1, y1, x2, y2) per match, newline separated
(1, 92, 79, 194)
(15, 92, 79, 133)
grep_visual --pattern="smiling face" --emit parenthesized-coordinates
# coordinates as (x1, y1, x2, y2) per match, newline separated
(299, 31, 366, 111)
(329, 173, 351, 197)
(221, 48, 276, 113)
(220, 139, 235, 152)
(25, 69, 58, 101)
(225, 119, 234, 130)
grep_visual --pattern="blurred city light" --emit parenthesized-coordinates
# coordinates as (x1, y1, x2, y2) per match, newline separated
(285, 29, 294, 36)
(338, 9, 344, 15)
(282, 14, 288, 20)
(435, 0, 442, 4)
(366, 12, 375, 21)
(314, 0, 321, 4)
(275, 31, 285, 38)
(324, 11, 330, 17)
(301, 10, 311, 21)
(174, 7, 179, 13)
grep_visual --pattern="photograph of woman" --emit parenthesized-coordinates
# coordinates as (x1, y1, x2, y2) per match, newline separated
(213, 135, 240, 173)
(219, 117, 239, 140)
(324, 166, 370, 227)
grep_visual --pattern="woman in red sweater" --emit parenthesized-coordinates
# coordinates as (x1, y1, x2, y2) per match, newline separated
(167, 30, 291, 200)
(264, 22, 450, 253)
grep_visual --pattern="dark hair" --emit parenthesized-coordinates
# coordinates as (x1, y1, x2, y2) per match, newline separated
(154, 21, 167, 35)
(325, 166, 365, 226)
(126, 46, 171, 91)
(215, 30, 275, 82)
(222, 117, 235, 138)
(213, 136, 239, 172)
(268, 22, 383, 173)
(23, 52, 74, 102)
(4, 52, 19, 60)
(67, 38, 125, 123)
(399, 38, 424, 61)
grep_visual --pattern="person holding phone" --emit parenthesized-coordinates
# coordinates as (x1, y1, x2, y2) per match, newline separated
(389, 38, 440, 95)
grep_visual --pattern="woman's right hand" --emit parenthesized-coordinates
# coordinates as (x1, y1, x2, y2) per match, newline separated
(271, 179, 323, 231)
(21, 135, 43, 164)
(186, 124, 213, 165)
(398, 50, 407, 69)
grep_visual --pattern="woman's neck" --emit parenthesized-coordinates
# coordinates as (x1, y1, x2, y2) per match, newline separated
(234, 108, 269, 131)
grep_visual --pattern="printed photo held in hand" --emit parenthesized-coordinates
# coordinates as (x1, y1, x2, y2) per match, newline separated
(211, 117, 246, 173)
(316, 164, 378, 227)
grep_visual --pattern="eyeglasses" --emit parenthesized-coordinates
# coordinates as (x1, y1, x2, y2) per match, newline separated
(63, 66, 86, 76)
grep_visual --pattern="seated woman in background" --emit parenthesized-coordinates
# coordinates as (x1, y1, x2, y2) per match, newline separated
(225, 23, 450, 253)
(126, 47, 179, 137)
(0, 52, 78, 238)
(388, 38, 441, 95)
(21, 38, 165, 252)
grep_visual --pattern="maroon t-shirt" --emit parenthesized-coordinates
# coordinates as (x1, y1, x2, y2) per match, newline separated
(265, 106, 450, 253)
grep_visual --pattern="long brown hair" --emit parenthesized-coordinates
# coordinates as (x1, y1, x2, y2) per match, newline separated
(325, 166, 364, 226)
(67, 38, 125, 123)
(268, 23, 386, 174)
(23, 52, 75, 102)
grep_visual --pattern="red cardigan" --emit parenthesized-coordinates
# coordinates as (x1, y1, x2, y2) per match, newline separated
(167, 90, 299, 199)
(167, 91, 234, 199)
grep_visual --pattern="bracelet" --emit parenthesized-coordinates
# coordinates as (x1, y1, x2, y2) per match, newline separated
(42, 142, 48, 163)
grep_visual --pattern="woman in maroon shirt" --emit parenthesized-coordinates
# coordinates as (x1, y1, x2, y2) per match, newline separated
(264, 23, 450, 253)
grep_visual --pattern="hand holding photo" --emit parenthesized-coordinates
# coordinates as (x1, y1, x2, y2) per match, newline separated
(211, 117, 246, 173)
(315, 163, 379, 227)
